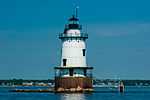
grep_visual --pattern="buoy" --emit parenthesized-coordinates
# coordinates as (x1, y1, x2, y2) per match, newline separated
(119, 81, 124, 93)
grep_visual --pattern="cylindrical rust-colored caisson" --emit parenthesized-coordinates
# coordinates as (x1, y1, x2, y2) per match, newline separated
(55, 77, 93, 92)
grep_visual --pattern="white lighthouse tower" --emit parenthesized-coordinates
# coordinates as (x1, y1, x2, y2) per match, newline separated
(61, 12, 87, 68)
(54, 8, 93, 92)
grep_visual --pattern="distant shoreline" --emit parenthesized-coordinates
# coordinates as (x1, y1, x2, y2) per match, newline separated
(0, 79, 150, 87)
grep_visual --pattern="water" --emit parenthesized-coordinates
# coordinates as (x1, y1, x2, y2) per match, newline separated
(0, 86, 150, 100)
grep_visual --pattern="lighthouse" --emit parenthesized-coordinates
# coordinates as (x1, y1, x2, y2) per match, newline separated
(54, 8, 93, 92)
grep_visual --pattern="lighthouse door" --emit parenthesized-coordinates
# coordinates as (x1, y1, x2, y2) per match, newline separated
(63, 59, 67, 66)
(69, 68, 73, 76)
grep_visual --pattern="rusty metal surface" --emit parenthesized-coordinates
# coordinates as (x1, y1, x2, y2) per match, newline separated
(55, 77, 93, 90)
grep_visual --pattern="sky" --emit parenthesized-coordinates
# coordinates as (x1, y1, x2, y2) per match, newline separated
(0, 0, 150, 80)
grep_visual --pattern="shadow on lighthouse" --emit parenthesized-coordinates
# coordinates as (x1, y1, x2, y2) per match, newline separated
(54, 8, 93, 93)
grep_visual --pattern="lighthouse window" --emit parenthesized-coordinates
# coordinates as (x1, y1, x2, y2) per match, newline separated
(82, 49, 86, 56)
(63, 59, 67, 66)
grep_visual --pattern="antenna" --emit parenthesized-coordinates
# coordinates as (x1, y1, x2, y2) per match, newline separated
(75, 6, 79, 18)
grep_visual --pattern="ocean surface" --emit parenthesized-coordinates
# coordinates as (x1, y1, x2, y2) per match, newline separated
(0, 86, 150, 100)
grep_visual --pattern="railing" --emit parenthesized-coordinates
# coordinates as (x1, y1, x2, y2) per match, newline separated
(55, 67, 93, 78)
(59, 33, 88, 39)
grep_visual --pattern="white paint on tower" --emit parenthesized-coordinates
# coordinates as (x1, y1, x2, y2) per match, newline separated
(61, 30, 87, 67)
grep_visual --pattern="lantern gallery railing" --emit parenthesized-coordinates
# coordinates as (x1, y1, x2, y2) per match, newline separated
(59, 33, 88, 39)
